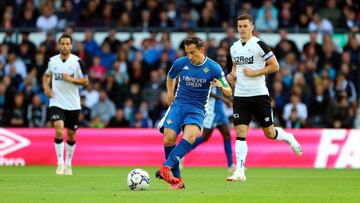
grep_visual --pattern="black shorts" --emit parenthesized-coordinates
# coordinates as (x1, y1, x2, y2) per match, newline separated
(49, 106, 80, 130)
(233, 95, 273, 127)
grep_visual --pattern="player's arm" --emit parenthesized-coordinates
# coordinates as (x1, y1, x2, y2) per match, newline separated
(226, 63, 237, 88)
(63, 60, 89, 86)
(243, 40, 279, 77)
(43, 61, 53, 98)
(212, 76, 232, 98)
(165, 59, 183, 105)
(63, 73, 89, 86)
(165, 76, 177, 106)
(243, 55, 279, 77)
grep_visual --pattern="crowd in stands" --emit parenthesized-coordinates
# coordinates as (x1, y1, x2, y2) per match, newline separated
(1, 0, 360, 32)
(0, 0, 360, 129)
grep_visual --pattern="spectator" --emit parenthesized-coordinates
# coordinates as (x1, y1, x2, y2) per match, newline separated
(82, 30, 100, 57)
(36, 3, 58, 31)
(91, 89, 116, 125)
(308, 13, 333, 34)
(4, 52, 27, 79)
(27, 94, 47, 127)
(88, 56, 107, 82)
(6, 92, 27, 127)
(81, 83, 99, 108)
(130, 110, 152, 128)
(57, 0, 77, 29)
(283, 93, 308, 127)
(107, 108, 130, 128)
(255, 8, 278, 32)
(326, 96, 353, 128)
(103, 30, 122, 53)
(308, 85, 330, 127)
(141, 70, 165, 109)
(320, 0, 342, 28)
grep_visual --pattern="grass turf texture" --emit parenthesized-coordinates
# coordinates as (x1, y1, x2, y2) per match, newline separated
(0, 166, 359, 203)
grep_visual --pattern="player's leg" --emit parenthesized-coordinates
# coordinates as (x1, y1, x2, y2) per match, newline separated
(49, 107, 66, 175)
(217, 124, 234, 171)
(64, 110, 80, 175)
(262, 125, 302, 156)
(226, 124, 248, 181)
(163, 128, 181, 178)
(157, 106, 182, 180)
(253, 95, 302, 156)
(164, 124, 200, 189)
(227, 97, 251, 181)
(192, 127, 213, 149)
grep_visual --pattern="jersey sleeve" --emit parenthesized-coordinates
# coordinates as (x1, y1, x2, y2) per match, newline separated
(76, 60, 87, 78)
(214, 63, 229, 88)
(167, 58, 183, 79)
(44, 60, 52, 75)
(257, 41, 274, 61)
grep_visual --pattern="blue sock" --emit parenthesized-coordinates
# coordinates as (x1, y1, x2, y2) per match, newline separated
(192, 136, 205, 150)
(164, 145, 180, 178)
(164, 139, 193, 170)
(223, 138, 233, 167)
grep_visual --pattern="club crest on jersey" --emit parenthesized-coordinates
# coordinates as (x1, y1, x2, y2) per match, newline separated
(166, 119, 173, 124)
(183, 66, 189, 70)
(203, 67, 209, 73)
(234, 56, 254, 65)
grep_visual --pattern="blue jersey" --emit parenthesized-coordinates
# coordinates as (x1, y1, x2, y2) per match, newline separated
(159, 56, 228, 134)
(168, 56, 225, 110)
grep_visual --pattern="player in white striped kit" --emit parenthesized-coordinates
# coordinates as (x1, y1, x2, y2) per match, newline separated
(226, 14, 302, 182)
(43, 34, 89, 175)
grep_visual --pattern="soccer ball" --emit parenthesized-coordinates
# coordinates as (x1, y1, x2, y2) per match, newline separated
(127, 169, 151, 190)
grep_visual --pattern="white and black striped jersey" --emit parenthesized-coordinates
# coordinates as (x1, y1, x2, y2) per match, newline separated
(45, 54, 87, 110)
(230, 36, 274, 97)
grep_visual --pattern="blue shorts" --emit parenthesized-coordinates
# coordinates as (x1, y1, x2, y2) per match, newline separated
(203, 108, 229, 129)
(158, 104, 205, 134)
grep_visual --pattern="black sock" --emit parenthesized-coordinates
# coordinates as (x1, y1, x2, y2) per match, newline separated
(67, 140, 76, 146)
(274, 129, 278, 140)
(54, 138, 63, 144)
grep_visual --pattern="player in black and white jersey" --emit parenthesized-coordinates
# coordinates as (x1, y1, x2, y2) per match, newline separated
(43, 34, 89, 175)
(226, 14, 302, 182)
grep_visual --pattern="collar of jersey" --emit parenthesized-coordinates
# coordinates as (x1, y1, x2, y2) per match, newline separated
(190, 56, 208, 66)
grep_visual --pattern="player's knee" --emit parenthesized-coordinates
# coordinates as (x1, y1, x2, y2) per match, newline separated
(163, 135, 177, 146)
(264, 129, 276, 139)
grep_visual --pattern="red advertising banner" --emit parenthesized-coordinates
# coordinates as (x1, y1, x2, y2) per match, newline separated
(0, 128, 359, 168)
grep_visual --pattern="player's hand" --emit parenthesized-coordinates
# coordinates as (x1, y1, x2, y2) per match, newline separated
(226, 73, 236, 84)
(44, 87, 53, 98)
(62, 73, 73, 82)
(165, 94, 174, 106)
(211, 78, 222, 88)
(243, 67, 258, 77)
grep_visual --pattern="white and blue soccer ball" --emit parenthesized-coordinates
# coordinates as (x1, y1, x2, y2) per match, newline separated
(127, 168, 151, 190)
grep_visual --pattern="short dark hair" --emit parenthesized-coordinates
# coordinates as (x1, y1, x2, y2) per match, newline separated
(184, 37, 204, 49)
(58, 34, 72, 43)
(237, 13, 254, 24)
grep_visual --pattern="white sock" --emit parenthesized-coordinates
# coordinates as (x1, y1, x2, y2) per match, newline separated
(54, 141, 64, 166)
(235, 139, 247, 172)
(65, 142, 76, 167)
(274, 127, 289, 141)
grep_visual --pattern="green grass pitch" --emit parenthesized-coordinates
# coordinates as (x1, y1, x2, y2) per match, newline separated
(0, 166, 359, 203)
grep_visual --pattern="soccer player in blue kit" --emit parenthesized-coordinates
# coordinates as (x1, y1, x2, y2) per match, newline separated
(156, 37, 232, 190)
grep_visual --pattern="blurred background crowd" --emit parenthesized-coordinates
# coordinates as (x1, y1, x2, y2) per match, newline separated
(0, 0, 360, 129)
